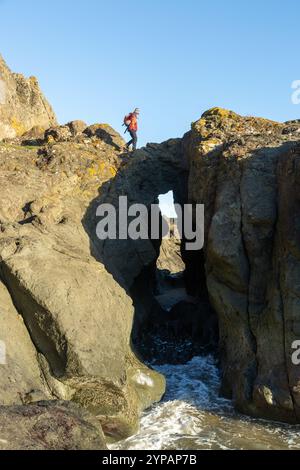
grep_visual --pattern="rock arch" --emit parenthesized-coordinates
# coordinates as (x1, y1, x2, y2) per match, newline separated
(84, 139, 189, 290)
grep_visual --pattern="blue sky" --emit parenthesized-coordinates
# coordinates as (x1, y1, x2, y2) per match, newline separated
(1, 0, 299, 146)
(1, 0, 299, 215)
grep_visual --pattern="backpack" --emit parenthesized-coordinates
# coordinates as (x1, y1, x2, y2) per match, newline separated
(123, 114, 132, 127)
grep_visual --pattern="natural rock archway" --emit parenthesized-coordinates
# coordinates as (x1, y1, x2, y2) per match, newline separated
(83, 139, 197, 344)
(1, 60, 300, 449)
(84, 139, 188, 289)
(84, 107, 300, 424)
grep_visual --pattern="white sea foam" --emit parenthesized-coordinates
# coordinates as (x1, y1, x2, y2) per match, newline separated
(110, 355, 300, 450)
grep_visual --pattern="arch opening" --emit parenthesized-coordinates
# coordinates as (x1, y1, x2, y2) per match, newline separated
(131, 190, 219, 365)
(83, 142, 219, 367)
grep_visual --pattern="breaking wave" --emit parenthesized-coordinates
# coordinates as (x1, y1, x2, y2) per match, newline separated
(111, 355, 300, 450)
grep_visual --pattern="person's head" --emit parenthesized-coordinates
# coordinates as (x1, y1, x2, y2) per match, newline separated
(133, 108, 140, 116)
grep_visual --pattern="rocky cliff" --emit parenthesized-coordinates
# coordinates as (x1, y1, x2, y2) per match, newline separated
(86, 107, 300, 423)
(185, 108, 300, 422)
(1, 58, 300, 449)
(0, 55, 57, 140)
(0, 123, 165, 448)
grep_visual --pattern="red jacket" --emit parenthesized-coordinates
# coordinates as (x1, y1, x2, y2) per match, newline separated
(128, 113, 138, 131)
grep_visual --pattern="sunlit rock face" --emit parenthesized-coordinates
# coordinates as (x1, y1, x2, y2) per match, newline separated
(0, 55, 57, 141)
(0, 115, 165, 442)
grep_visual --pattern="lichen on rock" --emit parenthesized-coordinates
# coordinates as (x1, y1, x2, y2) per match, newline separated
(1, 52, 300, 449)
(186, 108, 300, 423)
(0, 117, 165, 443)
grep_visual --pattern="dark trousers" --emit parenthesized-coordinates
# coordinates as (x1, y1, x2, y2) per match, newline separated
(127, 129, 137, 150)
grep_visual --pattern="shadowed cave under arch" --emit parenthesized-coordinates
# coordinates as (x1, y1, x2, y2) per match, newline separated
(83, 139, 219, 364)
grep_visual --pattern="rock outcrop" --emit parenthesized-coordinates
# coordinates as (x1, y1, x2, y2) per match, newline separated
(185, 108, 300, 422)
(0, 55, 57, 140)
(86, 106, 300, 424)
(85, 140, 189, 289)
(0, 280, 51, 405)
(0, 126, 165, 443)
(157, 237, 185, 274)
(0, 401, 106, 450)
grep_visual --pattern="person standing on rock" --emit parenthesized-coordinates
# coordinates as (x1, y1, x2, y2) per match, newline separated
(124, 108, 140, 151)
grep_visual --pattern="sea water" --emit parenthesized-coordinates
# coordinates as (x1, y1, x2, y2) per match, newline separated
(111, 355, 300, 450)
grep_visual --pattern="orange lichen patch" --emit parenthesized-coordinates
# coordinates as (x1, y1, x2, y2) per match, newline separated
(46, 135, 55, 144)
(192, 107, 283, 144)
(23, 125, 45, 135)
(109, 166, 117, 177)
(87, 162, 108, 178)
(200, 107, 280, 127)
(10, 117, 26, 136)
(29, 76, 39, 86)
(202, 107, 239, 120)
(88, 167, 97, 177)
(198, 138, 223, 154)
(99, 162, 106, 173)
